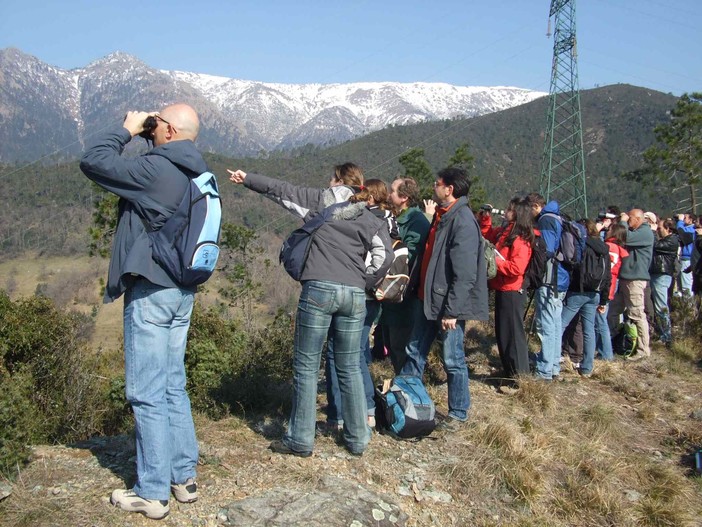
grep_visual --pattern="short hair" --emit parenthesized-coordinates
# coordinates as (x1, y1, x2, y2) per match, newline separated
(526, 192, 546, 208)
(662, 217, 676, 232)
(334, 162, 364, 187)
(607, 205, 621, 217)
(437, 167, 470, 199)
(686, 213, 698, 223)
(393, 177, 421, 208)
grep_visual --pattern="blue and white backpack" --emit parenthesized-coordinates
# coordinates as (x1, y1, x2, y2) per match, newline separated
(375, 376, 436, 439)
(145, 171, 222, 287)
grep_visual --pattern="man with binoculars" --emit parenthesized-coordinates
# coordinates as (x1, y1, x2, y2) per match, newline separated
(80, 104, 205, 520)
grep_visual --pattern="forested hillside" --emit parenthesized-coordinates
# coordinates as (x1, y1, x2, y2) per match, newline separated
(0, 84, 679, 260)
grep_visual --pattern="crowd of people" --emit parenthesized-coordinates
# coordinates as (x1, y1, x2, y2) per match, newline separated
(80, 105, 702, 520)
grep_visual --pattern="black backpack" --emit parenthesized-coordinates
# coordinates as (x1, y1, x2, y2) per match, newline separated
(279, 202, 346, 281)
(523, 233, 549, 291)
(373, 239, 410, 303)
(579, 241, 610, 292)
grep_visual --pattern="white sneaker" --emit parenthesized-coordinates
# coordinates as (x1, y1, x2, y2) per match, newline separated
(171, 477, 198, 503)
(110, 489, 169, 520)
(367, 416, 376, 429)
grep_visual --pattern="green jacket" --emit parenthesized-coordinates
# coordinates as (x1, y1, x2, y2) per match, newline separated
(619, 222, 654, 281)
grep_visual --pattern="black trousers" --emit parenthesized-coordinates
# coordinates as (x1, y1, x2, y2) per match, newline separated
(494, 290, 530, 377)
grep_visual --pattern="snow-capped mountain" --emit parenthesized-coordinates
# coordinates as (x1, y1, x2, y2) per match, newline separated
(0, 48, 546, 162)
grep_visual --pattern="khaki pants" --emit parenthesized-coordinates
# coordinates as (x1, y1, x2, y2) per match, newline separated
(608, 279, 650, 356)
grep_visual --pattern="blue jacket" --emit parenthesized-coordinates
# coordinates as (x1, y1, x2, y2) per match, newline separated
(677, 219, 696, 260)
(537, 201, 570, 292)
(80, 127, 208, 302)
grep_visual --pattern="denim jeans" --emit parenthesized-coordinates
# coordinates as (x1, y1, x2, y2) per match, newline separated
(325, 299, 379, 424)
(534, 286, 566, 379)
(650, 273, 673, 342)
(123, 279, 198, 501)
(677, 260, 692, 296)
(399, 308, 471, 421)
(561, 291, 599, 375)
(284, 281, 370, 455)
(595, 304, 613, 360)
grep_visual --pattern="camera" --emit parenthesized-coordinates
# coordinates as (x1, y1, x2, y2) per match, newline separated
(479, 204, 493, 212)
(138, 116, 158, 140)
(597, 211, 616, 221)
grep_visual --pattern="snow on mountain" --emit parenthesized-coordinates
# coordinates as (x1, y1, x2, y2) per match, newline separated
(0, 48, 546, 162)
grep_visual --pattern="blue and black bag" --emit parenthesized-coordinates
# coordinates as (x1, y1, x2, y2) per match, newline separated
(146, 171, 222, 287)
(375, 376, 436, 439)
(279, 202, 346, 281)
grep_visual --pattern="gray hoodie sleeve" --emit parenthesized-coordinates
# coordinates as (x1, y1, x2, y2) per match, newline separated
(243, 173, 326, 220)
(365, 226, 394, 290)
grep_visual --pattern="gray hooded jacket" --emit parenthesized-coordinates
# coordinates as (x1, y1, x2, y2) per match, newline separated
(80, 127, 208, 302)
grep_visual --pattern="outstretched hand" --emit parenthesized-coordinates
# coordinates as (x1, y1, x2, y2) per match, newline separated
(227, 169, 247, 184)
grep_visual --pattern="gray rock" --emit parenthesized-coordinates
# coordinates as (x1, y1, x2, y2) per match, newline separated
(0, 482, 12, 501)
(625, 489, 642, 502)
(222, 475, 408, 526)
(690, 409, 702, 421)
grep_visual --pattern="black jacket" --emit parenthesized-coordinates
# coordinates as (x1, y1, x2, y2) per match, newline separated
(650, 233, 679, 276)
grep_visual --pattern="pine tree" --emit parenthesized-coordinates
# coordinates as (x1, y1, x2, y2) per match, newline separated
(398, 147, 433, 199)
(627, 92, 702, 213)
(448, 143, 487, 211)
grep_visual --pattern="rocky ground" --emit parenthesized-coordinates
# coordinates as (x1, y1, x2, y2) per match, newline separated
(2, 337, 702, 527)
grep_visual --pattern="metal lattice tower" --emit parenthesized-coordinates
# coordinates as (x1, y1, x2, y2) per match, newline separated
(539, 0, 587, 219)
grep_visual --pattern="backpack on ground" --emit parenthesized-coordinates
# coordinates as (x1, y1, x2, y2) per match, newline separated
(612, 321, 637, 357)
(523, 233, 549, 291)
(146, 171, 222, 287)
(580, 242, 610, 292)
(375, 376, 436, 439)
(482, 236, 498, 280)
(279, 202, 346, 281)
(374, 239, 410, 303)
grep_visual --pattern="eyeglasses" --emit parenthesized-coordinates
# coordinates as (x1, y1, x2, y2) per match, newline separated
(156, 115, 177, 133)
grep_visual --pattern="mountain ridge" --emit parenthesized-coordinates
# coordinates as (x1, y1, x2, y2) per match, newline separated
(0, 47, 545, 162)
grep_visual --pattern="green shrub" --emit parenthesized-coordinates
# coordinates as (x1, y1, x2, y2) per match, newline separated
(0, 291, 129, 478)
(185, 306, 294, 417)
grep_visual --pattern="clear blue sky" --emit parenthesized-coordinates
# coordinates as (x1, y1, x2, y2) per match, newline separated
(1, 0, 700, 95)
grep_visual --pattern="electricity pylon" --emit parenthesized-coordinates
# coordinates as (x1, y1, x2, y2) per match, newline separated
(539, 0, 587, 219)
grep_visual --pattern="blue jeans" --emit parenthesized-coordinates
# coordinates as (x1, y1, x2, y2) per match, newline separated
(325, 299, 379, 424)
(677, 260, 692, 296)
(123, 279, 198, 501)
(534, 286, 566, 379)
(284, 281, 370, 455)
(561, 291, 598, 374)
(651, 274, 673, 342)
(399, 308, 471, 421)
(595, 304, 613, 360)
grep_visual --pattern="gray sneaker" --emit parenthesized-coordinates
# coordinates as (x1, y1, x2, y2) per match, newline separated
(171, 477, 198, 503)
(110, 489, 169, 520)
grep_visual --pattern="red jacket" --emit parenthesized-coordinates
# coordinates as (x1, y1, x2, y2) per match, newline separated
(480, 215, 532, 292)
(605, 240, 629, 300)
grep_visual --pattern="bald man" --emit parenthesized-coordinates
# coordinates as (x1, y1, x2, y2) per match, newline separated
(80, 104, 206, 519)
(607, 208, 655, 359)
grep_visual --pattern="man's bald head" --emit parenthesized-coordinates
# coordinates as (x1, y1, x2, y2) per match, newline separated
(159, 103, 200, 141)
(628, 208, 645, 230)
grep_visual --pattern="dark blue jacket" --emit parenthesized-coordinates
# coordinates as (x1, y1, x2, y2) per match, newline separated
(677, 219, 696, 260)
(80, 127, 208, 302)
(537, 201, 570, 292)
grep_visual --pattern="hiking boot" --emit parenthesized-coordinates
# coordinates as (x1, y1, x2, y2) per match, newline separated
(269, 440, 312, 458)
(171, 478, 198, 503)
(367, 416, 376, 429)
(625, 353, 644, 362)
(435, 417, 466, 433)
(316, 421, 343, 437)
(110, 489, 169, 520)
